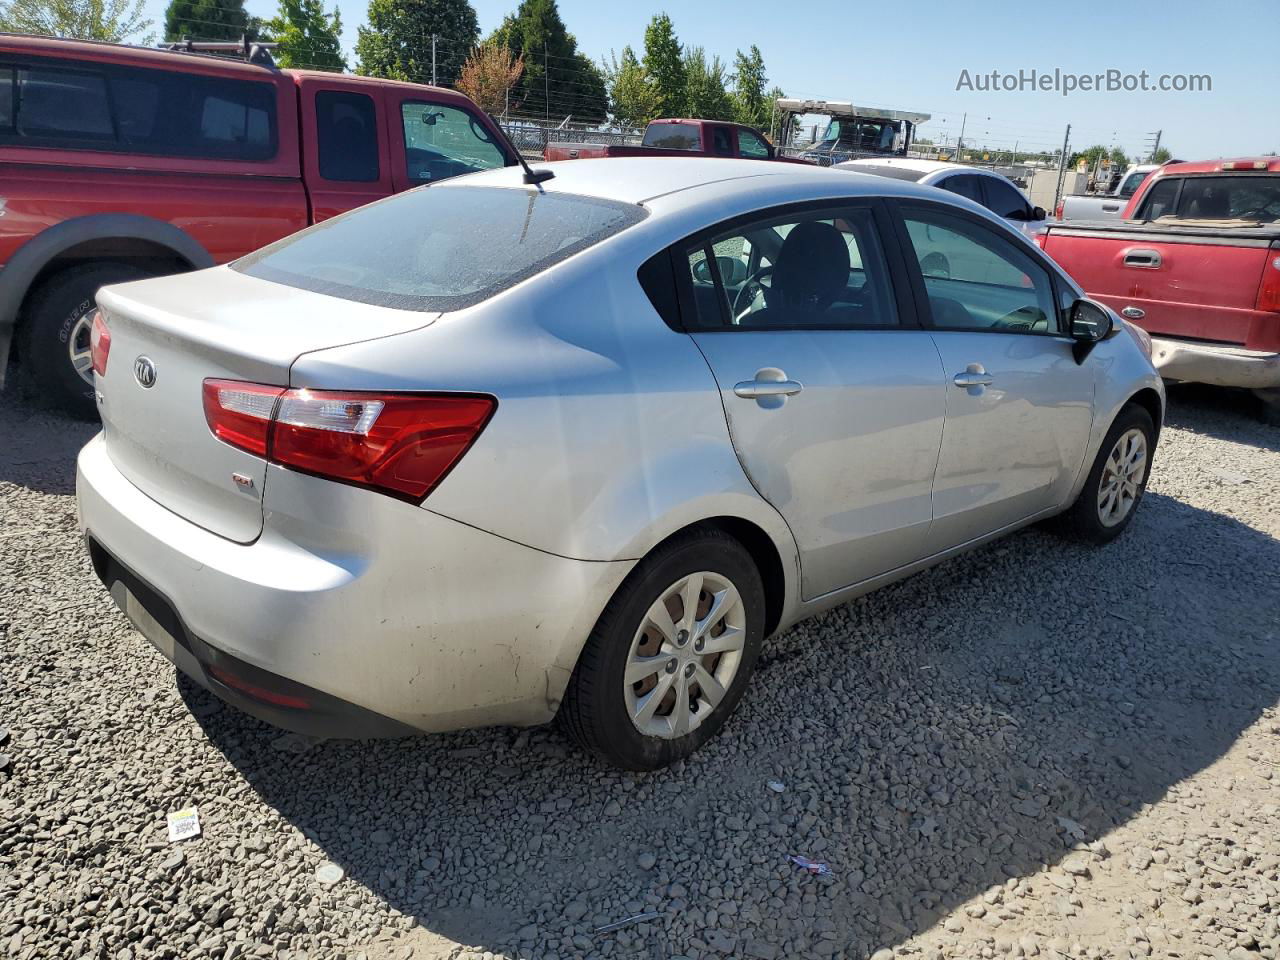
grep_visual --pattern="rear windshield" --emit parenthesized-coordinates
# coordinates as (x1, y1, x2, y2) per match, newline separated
(643, 125, 700, 150)
(234, 185, 647, 310)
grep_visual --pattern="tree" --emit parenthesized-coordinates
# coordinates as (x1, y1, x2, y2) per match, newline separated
(682, 46, 732, 121)
(261, 0, 344, 70)
(164, 0, 255, 40)
(356, 0, 478, 87)
(1071, 144, 1111, 169)
(765, 84, 793, 142)
(1151, 146, 1173, 164)
(456, 42, 524, 114)
(1109, 146, 1128, 167)
(488, 0, 605, 123)
(604, 46, 660, 128)
(0, 0, 152, 40)
(642, 13, 683, 117)
(730, 45, 768, 129)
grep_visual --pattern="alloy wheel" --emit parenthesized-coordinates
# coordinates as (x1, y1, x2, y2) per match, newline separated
(67, 308, 96, 387)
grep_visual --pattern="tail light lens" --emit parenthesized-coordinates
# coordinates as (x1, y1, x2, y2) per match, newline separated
(90, 311, 111, 377)
(1256, 255, 1280, 314)
(202, 381, 496, 502)
(202, 380, 285, 457)
(1054, 201, 1064, 219)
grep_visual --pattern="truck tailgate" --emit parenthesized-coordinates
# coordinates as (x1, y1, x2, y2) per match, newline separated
(1043, 226, 1279, 347)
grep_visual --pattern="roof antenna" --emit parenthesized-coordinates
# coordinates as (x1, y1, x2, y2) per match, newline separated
(487, 114, 555, 185)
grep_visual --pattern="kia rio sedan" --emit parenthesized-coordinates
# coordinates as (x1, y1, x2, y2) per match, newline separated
(77, 158, 1163, 770)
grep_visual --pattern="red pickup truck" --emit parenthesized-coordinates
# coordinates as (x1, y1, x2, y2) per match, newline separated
(1040, 157, 1280, 421)
(544, 118, 808, 164)
(0, 35, 518, 417)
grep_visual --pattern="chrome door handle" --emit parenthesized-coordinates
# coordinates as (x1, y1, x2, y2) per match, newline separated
(953, 364, 994, 388)
(733, 380, 804, 398)
(733, 367, 803, 408)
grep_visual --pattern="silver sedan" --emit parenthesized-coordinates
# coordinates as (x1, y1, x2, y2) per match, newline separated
(77, 158, 1163, 770)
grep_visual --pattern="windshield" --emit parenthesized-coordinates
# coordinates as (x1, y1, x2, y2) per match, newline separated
(820, 118, 896, 151)
(234, 186, 647, 311)
(1118, 170, 1151, 198)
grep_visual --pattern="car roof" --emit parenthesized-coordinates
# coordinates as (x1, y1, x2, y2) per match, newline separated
(1149, 157, 1280, 175)
(0, 33, 275, 79)
(838, 157, 973, 176)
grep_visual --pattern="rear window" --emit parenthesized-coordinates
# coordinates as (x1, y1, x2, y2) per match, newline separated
(643, 125, 700, 150)
(0, 56, 277, 162)
(1177, 175, 1280, 222)
(234, 185, 647, 311)
(843, 164, 927, 181)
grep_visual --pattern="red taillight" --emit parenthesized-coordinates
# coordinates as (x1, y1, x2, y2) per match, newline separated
(1256, 255, 1280, 314)
(1054, 201, 1064, 219)
(207, 664, 311, 709)
(201, 380, 496, 502)
(272, 390, 496, 501)
(90, 311, 111, 377)
(202, 380, 285, 457)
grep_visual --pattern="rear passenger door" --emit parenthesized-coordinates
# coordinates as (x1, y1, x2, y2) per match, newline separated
(674, 200, 947, 599)
(298, 77, 392, 222)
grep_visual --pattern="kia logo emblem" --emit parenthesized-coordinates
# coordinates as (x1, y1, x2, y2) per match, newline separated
(133, 356, 157, 388)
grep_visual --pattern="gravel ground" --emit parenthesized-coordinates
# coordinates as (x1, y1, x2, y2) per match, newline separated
(2, 384, 1279, 960)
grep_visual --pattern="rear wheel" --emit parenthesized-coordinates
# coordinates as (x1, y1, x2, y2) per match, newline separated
(1054, 403, 1156, 544)
(560, 529, 765, 770)
(19, 262, 152, 419)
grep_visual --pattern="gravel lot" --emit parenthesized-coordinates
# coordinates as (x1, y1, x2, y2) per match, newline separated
(3, 385, 1279, 960)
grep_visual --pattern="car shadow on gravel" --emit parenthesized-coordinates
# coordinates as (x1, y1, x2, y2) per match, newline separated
(185, 480, 1280, 959)
(1163, 383, 1280, 451)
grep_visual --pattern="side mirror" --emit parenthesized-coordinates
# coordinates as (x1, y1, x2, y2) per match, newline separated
(1069, 298, 1114, 363)
(1032, 205, 1047, 221)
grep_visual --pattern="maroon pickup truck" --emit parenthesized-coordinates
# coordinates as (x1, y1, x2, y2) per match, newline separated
(1039, 157, 1280, 421)
(545, 118, 809, 164)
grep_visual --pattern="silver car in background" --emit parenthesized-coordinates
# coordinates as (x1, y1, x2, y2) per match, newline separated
(77, 158, 1163, 770)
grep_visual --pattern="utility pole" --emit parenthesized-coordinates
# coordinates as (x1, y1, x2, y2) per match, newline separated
(955, 112, 967, 159)
(431, 34, 437, 86)
(1148, 129, 1162, 162)
(544, 42, 549, 121)
(1012, 140, 1018, 165)
(1054, 123, 1071, 213)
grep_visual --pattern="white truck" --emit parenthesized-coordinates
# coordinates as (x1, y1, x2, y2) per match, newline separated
(1054, 164, 1158, 220)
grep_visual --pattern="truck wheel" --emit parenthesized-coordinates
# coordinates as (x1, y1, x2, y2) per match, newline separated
(19, 262, 152, 420)
(1052, 403, 1156, 545)
(559, 529, 766, 770)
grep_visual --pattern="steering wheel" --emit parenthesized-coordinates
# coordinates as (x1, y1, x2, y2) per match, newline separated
(920, 252, 951, 280)
(731, 265, 773, 321)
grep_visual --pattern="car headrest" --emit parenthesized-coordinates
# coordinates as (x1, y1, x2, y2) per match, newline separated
(772, 222, 850, 313)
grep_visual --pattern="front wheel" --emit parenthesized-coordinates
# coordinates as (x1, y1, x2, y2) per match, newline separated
(1054, 403, 1156, 544)
(560, 529, 766, 770)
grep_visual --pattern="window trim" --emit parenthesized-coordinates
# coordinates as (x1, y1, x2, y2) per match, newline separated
(669, 196, 922, 334)
(887, 197, 1073, 339)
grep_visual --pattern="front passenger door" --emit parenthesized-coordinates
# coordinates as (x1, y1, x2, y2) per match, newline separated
(897, 204, 1096, 553)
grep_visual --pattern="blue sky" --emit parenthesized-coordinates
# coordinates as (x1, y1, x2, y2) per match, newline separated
(140, 0, 1279, 159)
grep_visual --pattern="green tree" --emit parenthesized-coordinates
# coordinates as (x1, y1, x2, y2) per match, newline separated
(1151, 146, 1172, 164)
(682, 46, 732, 121)
(730, 45, 768, 129)
(164, 0, 255, 40)
(1109, 146, 1128, 167)
(488, 0, 605, 123)
(0, 0, 152, 40)
(261, 0, 344, 70)
(1070, 144, 1111, 169)
(642, 13, 684, 117)
(765, 84, 792, 142)
(604, 45, 660, 128)
(356, 0, 478, 86)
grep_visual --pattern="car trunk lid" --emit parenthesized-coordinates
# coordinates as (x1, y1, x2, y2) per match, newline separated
(94, 266, 437, 543)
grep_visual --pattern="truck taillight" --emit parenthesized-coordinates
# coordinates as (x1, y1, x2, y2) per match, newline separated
(202, 381, 496, 502)
(1257, 256, 1280, 314)
(90, 311, 111, 377)
(1054, 201, 1064, 220)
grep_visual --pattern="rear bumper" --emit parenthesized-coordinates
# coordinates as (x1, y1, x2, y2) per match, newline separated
(1151, 336, 1280, 389)
(76, 434, 631, 736)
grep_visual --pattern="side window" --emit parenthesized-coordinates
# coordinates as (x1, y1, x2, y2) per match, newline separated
(902, 208, 1058, 334)
(18, 66, 113, 139)
(0, 69, 13, 132)
(1118, 170, 1149, 199)
(681, 206, 898, 329)
(710, 126, 733, 156)
(316, 90, 379, 182)
(1137, 178, 1180, 219)
(982, 177, 1031, 219)
(737, 129, 769, 159)
(940, 175, 982, 203)
(401, 102, 506, 183)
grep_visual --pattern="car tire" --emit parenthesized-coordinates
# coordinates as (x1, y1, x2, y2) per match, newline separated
(560, 529, 766, 770)
(20, 262, 152, 420)
(1053, 402, 1156, 544)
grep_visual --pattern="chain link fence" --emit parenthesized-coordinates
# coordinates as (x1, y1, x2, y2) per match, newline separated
(496, 116, 645, 159)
